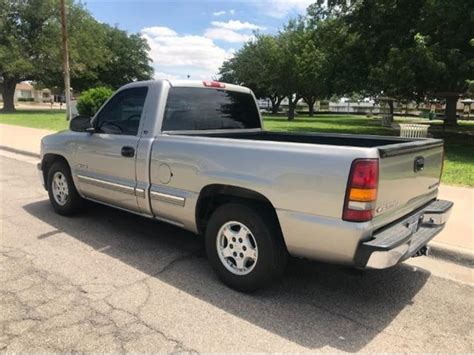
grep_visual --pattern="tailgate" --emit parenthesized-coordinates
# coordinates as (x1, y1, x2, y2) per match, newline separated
(372, 139, 444, 228)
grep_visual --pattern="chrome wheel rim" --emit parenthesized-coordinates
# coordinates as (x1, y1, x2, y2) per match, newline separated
(52, 172, 69, 206)
(216, 221, 258, 276)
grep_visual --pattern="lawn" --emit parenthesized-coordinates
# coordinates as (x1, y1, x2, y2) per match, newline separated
(0, 110, 69, 131)
(263, 114, 392, 135)
(0, 110, 472, 186)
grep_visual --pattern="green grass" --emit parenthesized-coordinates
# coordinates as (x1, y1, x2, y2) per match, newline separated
(263, 114, 393, 135)
(0, 110, 472, 186)
(442, 143, 474, 187)
(0, 110, 69, 131)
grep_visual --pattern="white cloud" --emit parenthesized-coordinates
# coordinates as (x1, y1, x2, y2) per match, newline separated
(212, 9, 235, 16)
(211, 20, 265, 31)
(257, 0, 314, 18)
(204, 28, 254, 43)
(141, 26, 177, 37)
(141, 26, 233, 80)
(154, 72, 181, 80)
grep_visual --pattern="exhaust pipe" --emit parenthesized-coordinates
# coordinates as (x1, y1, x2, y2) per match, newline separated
(413, 245, 431, 257)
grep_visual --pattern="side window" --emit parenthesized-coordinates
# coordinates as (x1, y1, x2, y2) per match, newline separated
(95, 87, 148, 135)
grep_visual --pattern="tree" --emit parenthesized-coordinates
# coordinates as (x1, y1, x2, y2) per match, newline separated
(0, 0, 153, 112)
(414, 0, 473, 125)
(297, 45, 323, 116)
(309, 0, 474, 125)
(218, 34, 286, 114)
(277, 20, 305, 120)
(0, 0, 61, 112)
(35, 1, 110, 94)
(293, 20, 328, 116)
(95, 25, 153, 89)
(33, 11, 153, 93)
(217, 58, 239, 85)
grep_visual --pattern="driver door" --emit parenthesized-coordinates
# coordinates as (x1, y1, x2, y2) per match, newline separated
(73, 86, 148, 212)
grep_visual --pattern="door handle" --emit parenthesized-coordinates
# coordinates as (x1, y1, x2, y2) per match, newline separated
(121, 146, 135, 158)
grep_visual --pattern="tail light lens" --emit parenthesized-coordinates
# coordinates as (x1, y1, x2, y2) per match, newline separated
(342, 159, 379, 222)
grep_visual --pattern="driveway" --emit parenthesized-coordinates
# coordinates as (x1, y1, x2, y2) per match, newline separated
(1, 155, 473, 352)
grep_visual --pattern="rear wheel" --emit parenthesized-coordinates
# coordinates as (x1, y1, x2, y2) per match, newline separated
(205, 203, 287, 292)
(47, 161, 83, 215)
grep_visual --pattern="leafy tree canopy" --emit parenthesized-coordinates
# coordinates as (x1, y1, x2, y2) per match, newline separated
(221, 0, 472, 124)
(0, 0, 153, 112)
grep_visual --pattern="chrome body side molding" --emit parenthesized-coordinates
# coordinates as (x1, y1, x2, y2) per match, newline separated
(78, 175, 135, 195)
(150, 190, 186, 206)
(135, 188, 146, 198)
(78, 175, 147, 198)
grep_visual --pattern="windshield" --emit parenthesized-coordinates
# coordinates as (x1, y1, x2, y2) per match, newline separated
(162, 87, 261, 131)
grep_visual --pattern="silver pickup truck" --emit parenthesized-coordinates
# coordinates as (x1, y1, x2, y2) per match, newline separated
(38, 80, 453, 291)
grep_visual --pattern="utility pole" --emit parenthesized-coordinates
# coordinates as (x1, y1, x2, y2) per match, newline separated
(60, 0, 72, 120)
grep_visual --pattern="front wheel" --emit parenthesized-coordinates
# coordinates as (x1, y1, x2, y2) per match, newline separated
(205, 203, 287, 292)
(47, 161, 83, 215)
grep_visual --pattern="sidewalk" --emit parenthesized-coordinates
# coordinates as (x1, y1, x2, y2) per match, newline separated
(0, 123, 473, 263)
(0, 123, 52, 156)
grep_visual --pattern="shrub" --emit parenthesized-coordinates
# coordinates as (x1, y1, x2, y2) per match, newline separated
(18, 97, 34, 102)
(77, 87, 114, 117)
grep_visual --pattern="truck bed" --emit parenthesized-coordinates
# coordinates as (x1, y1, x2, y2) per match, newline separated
(195, 130, 428, 148)
(183, 130, 444, 229)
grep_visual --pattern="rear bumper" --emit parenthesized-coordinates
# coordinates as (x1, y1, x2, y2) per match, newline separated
(354, 199, 453, 269)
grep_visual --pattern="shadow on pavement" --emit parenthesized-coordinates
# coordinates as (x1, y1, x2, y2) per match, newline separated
(24, 199, 430, 352)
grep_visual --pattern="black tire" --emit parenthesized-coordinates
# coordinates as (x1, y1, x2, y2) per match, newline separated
(205, 202, 288, 292)
(47, 161, 83, 215)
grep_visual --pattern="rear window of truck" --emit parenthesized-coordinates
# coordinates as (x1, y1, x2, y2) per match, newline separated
(162, 87, 261, 131)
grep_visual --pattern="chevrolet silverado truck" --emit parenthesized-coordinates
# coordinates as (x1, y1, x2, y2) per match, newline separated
(38, 80, 453, 291)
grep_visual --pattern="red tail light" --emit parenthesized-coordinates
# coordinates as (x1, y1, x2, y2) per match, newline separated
(203, 80, 225, 88)
(342, 159, 379, 222)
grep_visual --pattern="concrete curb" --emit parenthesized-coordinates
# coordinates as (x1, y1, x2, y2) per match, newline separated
(429, 242, 473, 268)
(0, 145, 40, 158)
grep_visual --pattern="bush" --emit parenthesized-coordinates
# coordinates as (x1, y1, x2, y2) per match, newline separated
(18, 97, 34, 102)
(77, 87, 114, 117)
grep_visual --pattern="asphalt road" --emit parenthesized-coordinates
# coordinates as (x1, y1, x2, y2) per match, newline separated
(1, 155, 473, 352)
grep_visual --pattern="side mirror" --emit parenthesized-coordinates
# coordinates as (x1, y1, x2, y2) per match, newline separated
(70, 115, 93, 132)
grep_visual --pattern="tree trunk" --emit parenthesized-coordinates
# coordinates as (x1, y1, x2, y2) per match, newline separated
(1, 77, 17, 112)
(270, 97, 277, 114)
(287, 96, 299, 121)
(444, 95, 458, 126)
(387, 100, 394, 123)
(270, 95, 284, 114)
(304, 96, 316, 117)
(288, 102, 296, 121)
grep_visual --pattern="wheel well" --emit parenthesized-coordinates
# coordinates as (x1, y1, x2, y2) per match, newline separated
(41, 154, 70, 190)
(196, 184, 282, 236)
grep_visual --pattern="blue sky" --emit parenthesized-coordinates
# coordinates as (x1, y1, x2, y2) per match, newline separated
(85, 0, 313, 79)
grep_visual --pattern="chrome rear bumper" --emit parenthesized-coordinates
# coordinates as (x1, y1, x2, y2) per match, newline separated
(355, 199, 453, 269)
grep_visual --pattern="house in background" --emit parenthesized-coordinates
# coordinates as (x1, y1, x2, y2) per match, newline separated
(0, 82, 52, 103)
